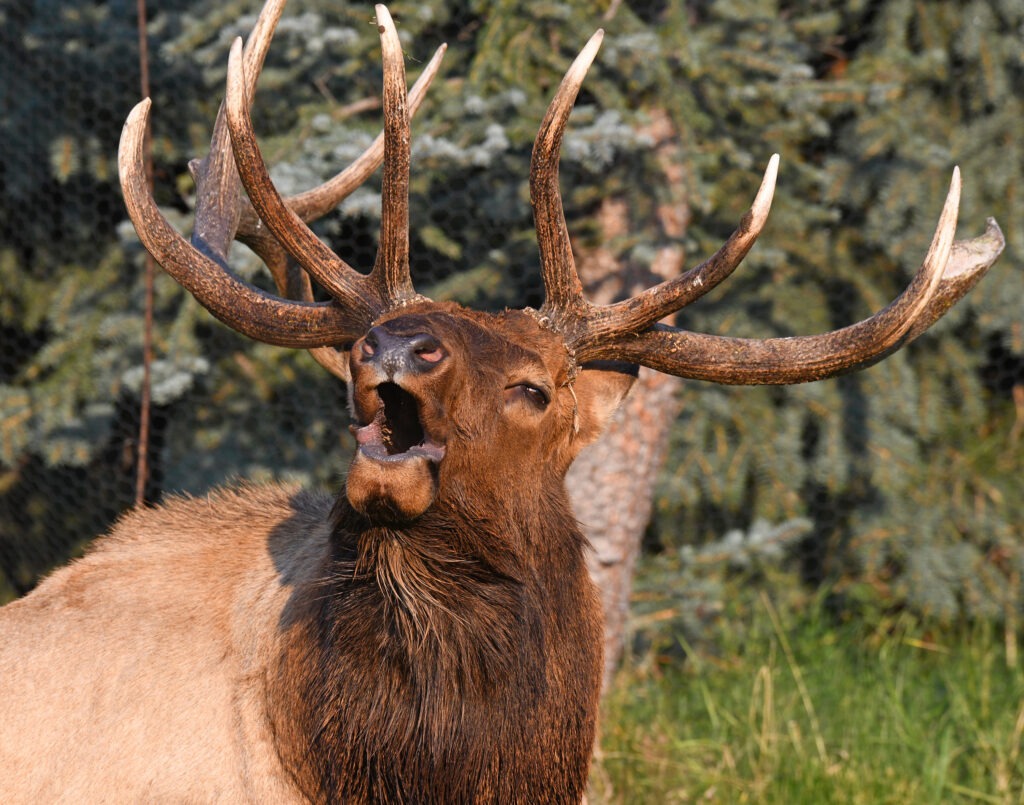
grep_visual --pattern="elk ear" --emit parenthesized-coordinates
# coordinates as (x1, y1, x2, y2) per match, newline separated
(571, 361, 638, 448)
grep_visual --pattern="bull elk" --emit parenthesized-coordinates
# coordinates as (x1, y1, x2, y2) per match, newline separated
(0, 2, 1005, 802)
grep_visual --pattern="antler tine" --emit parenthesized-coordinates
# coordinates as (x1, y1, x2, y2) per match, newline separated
(368, 5, 420, 307)
(577, 154, 779, 351)
(191, 0, 287, 265)
(225, 37, 381, 325)
(232, 38, 447, 381)
(232, 236, 352, 381)
(900, 216, 1004, 342)
(584, 169, 1005, 384)
(119, 100, 363, 347)
(239, 0, 286, 107)
(532, 30, 604, 327)
(248, 43, 447, 230)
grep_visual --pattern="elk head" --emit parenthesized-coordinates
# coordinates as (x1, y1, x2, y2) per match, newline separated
(118, 2, 1005, 528)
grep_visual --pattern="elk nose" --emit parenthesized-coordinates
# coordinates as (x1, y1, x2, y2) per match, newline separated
(360, 326, 446, 376)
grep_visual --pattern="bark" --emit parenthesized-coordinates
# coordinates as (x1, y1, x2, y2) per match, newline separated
(568, 367, 682, 686)
(565, 110, 688, 686)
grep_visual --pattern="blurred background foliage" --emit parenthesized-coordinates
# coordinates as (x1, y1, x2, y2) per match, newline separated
(1, 0, 1021, 653)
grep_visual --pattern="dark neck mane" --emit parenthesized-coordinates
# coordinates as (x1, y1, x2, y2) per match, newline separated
(270, 494, 601, 803)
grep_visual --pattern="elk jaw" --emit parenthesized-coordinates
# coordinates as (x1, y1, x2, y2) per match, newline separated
(346, 381, 445, 523)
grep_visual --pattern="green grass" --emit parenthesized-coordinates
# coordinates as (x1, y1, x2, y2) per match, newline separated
(593, 593, 1024, 804)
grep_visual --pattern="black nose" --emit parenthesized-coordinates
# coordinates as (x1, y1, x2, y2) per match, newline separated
(360, 326, 446, 377)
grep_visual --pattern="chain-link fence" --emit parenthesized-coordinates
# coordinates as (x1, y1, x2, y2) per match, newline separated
(2, 1, 1022, 643)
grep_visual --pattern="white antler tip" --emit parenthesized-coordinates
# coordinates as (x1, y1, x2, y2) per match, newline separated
(750, 154, 780, 221)
(120, 100, 152, 168)
(225, 38, 248, 112)
(375, 5, 394, 29)
(564, 30, 603, 81)
(128, 97, 152, 123)
(228, 36, 244, 64)
(943, 165, 962, 214)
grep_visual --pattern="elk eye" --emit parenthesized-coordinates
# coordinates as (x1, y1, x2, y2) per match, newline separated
(504, 383, 550, 410)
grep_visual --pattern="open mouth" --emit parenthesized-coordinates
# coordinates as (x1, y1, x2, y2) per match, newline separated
(351, 382, 446, 464)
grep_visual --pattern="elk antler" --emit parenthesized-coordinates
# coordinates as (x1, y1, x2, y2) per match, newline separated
(119, 2, 443, 351)
(530, 34, 1006, 384)
(224, 4, 428, 314)
(120, 98, 361, 347)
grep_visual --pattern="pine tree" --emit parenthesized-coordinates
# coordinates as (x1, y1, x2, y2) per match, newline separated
(2, 0, 1021, 641)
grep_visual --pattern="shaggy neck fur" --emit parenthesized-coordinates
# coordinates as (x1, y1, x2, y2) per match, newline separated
(269, 490, 603, 804)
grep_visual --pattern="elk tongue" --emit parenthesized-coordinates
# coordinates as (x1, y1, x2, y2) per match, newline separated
(350, 412, 445, 464)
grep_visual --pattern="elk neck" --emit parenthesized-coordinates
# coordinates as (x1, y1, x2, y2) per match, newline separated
(267, 486, 602, 802)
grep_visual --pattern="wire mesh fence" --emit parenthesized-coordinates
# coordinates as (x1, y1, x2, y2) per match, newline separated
(2, 1, 1022, 641)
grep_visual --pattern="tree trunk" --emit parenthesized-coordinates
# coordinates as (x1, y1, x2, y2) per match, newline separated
(568, 368, 682, 686)
(566, 110, 689, 686)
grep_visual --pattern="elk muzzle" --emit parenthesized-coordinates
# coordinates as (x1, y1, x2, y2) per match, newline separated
(346, 324, 448, 523)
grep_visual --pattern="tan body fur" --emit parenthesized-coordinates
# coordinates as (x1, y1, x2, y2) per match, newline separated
(0, 486, 326, 802)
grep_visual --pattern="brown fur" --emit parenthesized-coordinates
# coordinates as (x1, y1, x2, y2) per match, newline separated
(0, 306, 635, 803)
